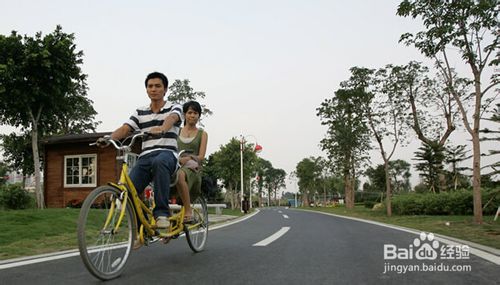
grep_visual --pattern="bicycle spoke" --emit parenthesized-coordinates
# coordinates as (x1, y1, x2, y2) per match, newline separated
(78, 186, 134, 280)
(185, 196, 208, 252)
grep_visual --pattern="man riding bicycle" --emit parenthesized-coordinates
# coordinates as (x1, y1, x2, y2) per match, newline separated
(99, 71, 182, 229)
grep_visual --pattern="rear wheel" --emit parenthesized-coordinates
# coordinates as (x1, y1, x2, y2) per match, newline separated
(185, 196, 208, 252)
(77, 186, 136, 280)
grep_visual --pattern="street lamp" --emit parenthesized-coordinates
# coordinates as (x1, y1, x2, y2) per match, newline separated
(240, 135, 262, 213)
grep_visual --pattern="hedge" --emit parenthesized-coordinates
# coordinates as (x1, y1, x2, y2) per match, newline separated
(390, 189, 498, 215)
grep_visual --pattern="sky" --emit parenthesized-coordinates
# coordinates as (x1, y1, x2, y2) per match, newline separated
(0, 0, 497, 192)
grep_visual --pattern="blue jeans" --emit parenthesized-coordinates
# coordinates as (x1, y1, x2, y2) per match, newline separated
(129, 150, 177, 217)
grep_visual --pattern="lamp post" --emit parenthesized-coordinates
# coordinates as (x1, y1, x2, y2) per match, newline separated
(240, 135, 262, 213)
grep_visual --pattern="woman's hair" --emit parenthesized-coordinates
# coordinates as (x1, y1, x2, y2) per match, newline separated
(183, 101, 202, 115)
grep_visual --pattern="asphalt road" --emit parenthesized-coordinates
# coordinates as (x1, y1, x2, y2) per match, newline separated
(1, 207, 499, 285)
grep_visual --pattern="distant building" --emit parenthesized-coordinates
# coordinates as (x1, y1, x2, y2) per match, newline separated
(41, 132, 140, 208)
(5, 172, 37, 191)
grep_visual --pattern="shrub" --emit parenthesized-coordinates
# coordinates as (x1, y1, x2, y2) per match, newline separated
(0, 183, 35, 210)
(356, 191, 382, 203)
(391, 189, 497, 215)
(364, 200, 375, 208)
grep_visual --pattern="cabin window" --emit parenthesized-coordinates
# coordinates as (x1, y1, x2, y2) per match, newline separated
(64, 154, 97, 187)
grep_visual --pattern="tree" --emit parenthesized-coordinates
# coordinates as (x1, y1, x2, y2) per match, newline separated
(398, 0, 499, 223)
(414, 142, 446, 193)
(480, 103, 500, 179)
(295, 157, 321, 206)
(315, 157, 332, 206)
(167, 79, 213, 118)
(364, 164, 387, 192)
(0, 133, 33, 186)
(444, 144, 471, 190)
(210, 138, 258, 209)
(255, 158, 272, 207)
(0, 161, 9, 186)
(317, 88, 372, 208)
(389, 159, 412, 193)
(365, 160, 412, 194)
(264, 167, 287, 206)
(343, 66, 410, 216)
(0, 26, 99, 208)
(200, 153, 223, 202)
(393, 61, 464, 192)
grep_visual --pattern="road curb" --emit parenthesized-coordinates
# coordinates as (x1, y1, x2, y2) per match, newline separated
(210, 209, 260, 230)
(295, 208, 500, 265)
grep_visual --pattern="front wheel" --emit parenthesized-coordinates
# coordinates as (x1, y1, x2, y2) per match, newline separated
(185, 196, 209, 252)
(77, 186, 136, 280)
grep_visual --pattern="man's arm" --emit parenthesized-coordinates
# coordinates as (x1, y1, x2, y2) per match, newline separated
(111, 124, 133, 140)
(150, 113, 180, 134)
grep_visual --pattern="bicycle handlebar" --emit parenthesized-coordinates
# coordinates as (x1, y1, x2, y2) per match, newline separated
(90, 132, 151, 151)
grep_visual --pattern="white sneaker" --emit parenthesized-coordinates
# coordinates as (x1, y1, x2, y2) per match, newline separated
(156, 216, 170, 229)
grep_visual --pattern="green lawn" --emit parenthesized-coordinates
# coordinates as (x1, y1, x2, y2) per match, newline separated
(298, 205, 500, 249)
(0, 208, 81, 260)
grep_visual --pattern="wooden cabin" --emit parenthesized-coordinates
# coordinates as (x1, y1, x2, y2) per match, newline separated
(41, 133, 139, 208)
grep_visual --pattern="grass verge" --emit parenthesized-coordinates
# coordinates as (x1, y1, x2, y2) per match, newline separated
(0, 209, 81, 260)
(299, 205, 500, 249)
(0, 206, 242, 261)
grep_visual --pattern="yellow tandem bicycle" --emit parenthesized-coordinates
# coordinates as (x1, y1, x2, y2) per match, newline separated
(77, 133, 208, 280)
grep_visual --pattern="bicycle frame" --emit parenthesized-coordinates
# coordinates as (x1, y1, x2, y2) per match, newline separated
(102, 134, 201, 241)
(107, 162, 192, 240)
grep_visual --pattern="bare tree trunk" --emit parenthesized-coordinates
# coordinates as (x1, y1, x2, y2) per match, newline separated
(303, 191, 309, 207)
(22, 175, 26, 189)
(323, 184, 327, 207)
(29, 109, 44, 209)
(276, 188, 280, 207)
(344, 172, 354, 209)
(470, 74, 483, 224)
(471, 132, 482, 224)
(439, 173, 447, 192)
(384, 161, 392, 217)
(228, 183, 235, 209)
(367, 110, 398, 216)
(32, 133, 43, 208)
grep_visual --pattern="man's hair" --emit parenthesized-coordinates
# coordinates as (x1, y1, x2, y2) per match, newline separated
(145, 72, 169, 88)
(183, 101, 202, 116)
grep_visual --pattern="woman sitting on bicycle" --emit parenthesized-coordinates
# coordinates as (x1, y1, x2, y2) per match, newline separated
(176, 101, 208, 222)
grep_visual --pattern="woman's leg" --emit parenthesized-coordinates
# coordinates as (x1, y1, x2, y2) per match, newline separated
(176, 169, 192, 219)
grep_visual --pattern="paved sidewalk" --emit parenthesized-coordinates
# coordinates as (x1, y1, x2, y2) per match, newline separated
(208, 214, 238, 224)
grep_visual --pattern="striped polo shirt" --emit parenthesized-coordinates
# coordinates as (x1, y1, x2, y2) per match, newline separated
(125, 103, 183, 157)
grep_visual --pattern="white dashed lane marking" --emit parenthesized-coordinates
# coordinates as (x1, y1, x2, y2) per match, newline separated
(253, 227, 291, 247)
